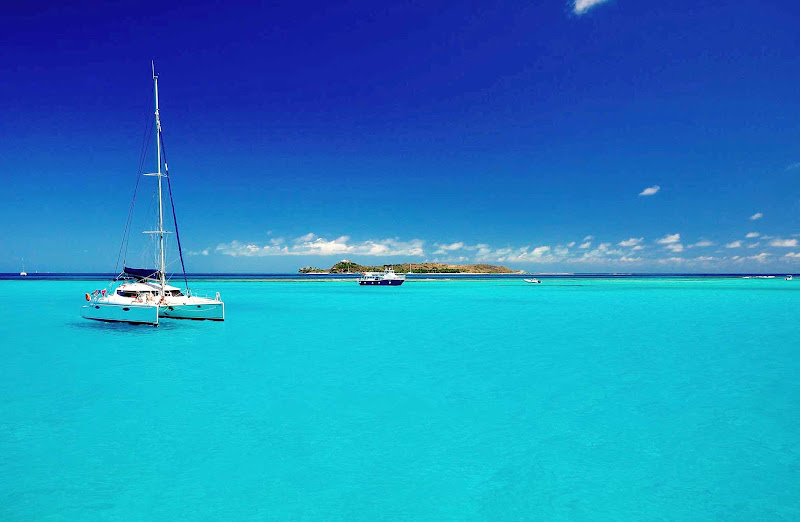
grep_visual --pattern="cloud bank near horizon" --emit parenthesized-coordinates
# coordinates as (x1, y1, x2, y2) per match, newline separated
(203, 230, 800, 269)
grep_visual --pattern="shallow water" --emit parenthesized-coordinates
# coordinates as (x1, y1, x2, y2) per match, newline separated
(1, 277, 799, 520)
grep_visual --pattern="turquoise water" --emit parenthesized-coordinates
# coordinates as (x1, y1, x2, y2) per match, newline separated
(1, 277, 799, 520)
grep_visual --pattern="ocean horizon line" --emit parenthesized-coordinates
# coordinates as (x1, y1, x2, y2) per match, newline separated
(1, 272, 794, 280)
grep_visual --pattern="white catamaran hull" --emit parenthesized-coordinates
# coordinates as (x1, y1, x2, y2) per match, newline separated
(159, 300, 225, 321)
(81, 302, 160, 325)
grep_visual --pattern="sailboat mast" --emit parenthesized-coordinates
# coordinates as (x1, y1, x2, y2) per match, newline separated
(153, 63, 167, 296)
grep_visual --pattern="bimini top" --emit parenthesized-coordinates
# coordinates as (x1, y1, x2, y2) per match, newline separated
(122, 266, 164, 281)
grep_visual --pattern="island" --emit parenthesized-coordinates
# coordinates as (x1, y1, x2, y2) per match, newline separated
(299, 260, 519, 274)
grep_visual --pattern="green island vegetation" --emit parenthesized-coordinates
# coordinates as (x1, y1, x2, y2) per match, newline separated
(299, 261, 517, 274)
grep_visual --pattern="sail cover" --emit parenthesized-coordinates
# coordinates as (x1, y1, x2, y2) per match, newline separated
(123, 266, 163, 281)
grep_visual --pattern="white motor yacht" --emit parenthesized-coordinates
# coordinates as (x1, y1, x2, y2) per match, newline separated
(358, 266, 405, 286)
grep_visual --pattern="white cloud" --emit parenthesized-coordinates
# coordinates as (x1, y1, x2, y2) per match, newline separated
(690, 239, 714, 248)
(434, 242, 465, 254)
(295, 232, 316, 243)
(665, 243, 684, 253)
(639, 185, 660, 196)
(567, 241, 576, 247)
(656, 233, 681, 244)
(726, 241, 742, 248)
(574, 0, 611, 15)
(745, 232, 760, 238)
(694, 256, 716, 262)
(784, 252, 800, 259)
(657, 257, 685, 264)
(750, 212, 763, 220)
(618, 237, 643, 247)
(631, 245, 645, 251)
(305, 236, 355, 255)
(216, 234, 425, 257)
(579, 241, 592, 249)
(748, 253, 770, 263)
(770, 238, 799, 247)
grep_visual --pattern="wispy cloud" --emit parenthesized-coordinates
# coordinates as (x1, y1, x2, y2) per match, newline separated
(656, 233, 681, 244)
(579, 241, 592, 249)
(639, 185, 660, 197)
(433, 242, 464, 254)
(726, 241, 742, 248)
(786, 162, 800, 171)
(665, 243, 684, 253)
(750, 212, 763, 221)
(618, 237, 643, 247)
(216, 234, 425, 257)
(657, 257, 686, 265)
(690, 239, 714, 248)
(574, 0, 611, 15)
(745, 232, 760, 238)
(770, 238, 799, 247)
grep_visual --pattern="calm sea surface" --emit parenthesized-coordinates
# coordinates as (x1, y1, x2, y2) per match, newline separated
(1, 277, 798, 520)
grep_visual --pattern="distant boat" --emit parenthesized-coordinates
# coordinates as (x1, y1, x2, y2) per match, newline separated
(19, 258, 27, 277)
(81, 64, 225, 325)
(786, 275, 793, 281)
(524, 278, 541, 284)
(358, 266, 405, 286)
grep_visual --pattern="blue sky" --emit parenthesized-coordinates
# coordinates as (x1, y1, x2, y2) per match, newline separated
(2, 0, 800, 273)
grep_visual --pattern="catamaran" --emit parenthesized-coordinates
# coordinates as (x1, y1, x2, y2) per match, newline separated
(81, 65, 225, 325)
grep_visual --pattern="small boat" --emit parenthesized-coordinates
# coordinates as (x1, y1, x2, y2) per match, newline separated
(19, 259, 27, 277)
(358, 266, 405, 286)
(786, 275, 793, 281)
(82, 64, 224, 325)
(524, 278, 541, 284)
